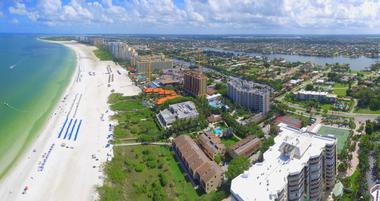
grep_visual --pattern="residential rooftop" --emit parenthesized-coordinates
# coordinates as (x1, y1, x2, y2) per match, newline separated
(157, 101, 199, 127)
(228, 77, 273, 93)
(296, 90, 337, 98)
(229, 135, 261, 158)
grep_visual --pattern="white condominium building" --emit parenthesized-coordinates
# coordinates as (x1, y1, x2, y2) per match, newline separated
(227, 78, 271, 114)
(104, 41, 138, 61)
(231, 124, 337, 201)
(294, 90, 337, 103)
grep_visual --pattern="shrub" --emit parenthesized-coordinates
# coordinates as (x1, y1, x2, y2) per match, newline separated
(135, 163, 144, 172)
(159, 173, 168, 187)
(147, 160, 157, 169)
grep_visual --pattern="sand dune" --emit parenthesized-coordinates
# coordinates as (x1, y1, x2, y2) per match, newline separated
(0, 41, 141, 201)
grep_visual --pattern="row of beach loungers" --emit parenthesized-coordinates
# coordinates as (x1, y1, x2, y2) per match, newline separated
(58, 117, 82, 141)
(38, 143, 55, 172)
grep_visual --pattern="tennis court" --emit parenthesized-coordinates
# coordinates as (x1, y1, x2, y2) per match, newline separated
(317, 126, 350, 154)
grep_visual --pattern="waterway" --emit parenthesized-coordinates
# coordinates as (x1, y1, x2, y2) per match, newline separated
(203, 47, 379, 71)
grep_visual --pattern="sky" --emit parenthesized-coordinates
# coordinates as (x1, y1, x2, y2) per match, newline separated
(1, 0, 380, 34)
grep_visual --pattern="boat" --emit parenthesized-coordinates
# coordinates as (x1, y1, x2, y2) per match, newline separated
(9, 64, 16, 69)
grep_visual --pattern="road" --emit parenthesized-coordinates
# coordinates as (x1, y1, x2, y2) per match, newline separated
(285, 101, 379, 121)
(275, 71, 379, 122)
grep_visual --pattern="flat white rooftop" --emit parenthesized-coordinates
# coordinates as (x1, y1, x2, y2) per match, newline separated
(231, 124, 336, 201)
(370, 184, 380, 201)
(296, 90, 337, 98)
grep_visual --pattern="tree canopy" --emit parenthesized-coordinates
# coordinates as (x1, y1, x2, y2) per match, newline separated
(226, 156, 250, 181)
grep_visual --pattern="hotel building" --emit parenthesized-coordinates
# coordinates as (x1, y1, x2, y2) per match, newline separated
(227, 78, 270, 114)
(183, 70, 207, 97)
(231, 124, 337, 201)
(135, 54, 173, 73)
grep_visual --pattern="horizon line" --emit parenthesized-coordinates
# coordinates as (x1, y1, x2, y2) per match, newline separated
(2, 32, 380, 36)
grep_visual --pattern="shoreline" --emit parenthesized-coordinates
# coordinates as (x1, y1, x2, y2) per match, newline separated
(0, 38, 78, 179)
(0, 40, 141, 201)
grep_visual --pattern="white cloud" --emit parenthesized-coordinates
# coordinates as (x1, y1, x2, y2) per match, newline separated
(38, 0, 62, 16)
(0, 11, 3, 17)
(126, 0, 186, 24)
(6, 0, 380, 33)
(9, 2, 28, 15)
(9, 2, 39, 21)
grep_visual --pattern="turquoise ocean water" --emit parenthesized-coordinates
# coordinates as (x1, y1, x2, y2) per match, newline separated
(0, 35, 76, 178)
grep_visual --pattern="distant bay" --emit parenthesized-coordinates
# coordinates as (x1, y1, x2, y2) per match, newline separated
(0, 34, 76, 177)
(203, 47, 379, 70)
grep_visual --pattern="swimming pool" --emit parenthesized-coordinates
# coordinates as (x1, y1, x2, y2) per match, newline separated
(213, 127, 223, 136)
(208, 100, 224, 109)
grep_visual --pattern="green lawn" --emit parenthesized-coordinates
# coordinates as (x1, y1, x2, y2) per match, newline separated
(166, 151, 200, 200)
(94, 48, 113, 61)
(317, 126, 350, 153)
(220, 136, 239, 147)
(333, 83, 348, 97)
(321, 103, 333, 111)
(354, 107, 380, 114)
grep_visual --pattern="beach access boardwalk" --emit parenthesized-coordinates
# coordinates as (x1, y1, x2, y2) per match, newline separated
(0, 41, 141, 201)
(113, 142, 171, 147)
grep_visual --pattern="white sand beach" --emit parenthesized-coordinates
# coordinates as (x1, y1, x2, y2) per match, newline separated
(0, 41, 141, 201)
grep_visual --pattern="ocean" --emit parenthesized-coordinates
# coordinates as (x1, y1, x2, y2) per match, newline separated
(0, 34, 76, 178)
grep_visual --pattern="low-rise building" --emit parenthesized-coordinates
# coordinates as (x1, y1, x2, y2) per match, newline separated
(294, 90, 337, 103)
(173, 135, 224, 193)
(198, 132, 226, 161)
(207, 114, 223, 123)
(156, 101, 199, 128)
(228, 135, 261, 158)
(158, 75, 181, 86)
(231, 124, 337, 201)
(289, 79, 303, 85)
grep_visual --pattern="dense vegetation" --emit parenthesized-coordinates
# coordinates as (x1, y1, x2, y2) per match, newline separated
(94, 47, 113, 61)
(225, 156, 250, 182)
(109, 94, 162, 141)
(98, 145, 202, 201)
(352, 87, 380, 111)
(42, 36, 74, 41)
(222, 112, 264, 138)
(341, 120, 380, 200)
